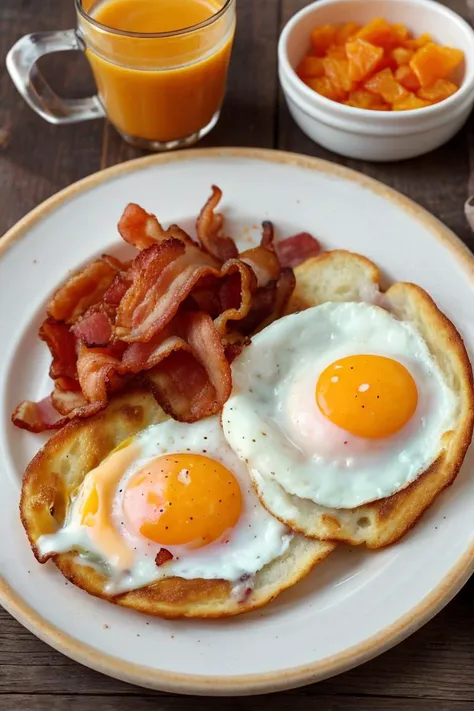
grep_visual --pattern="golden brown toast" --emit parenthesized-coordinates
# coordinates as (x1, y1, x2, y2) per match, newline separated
(20, 389, 334, 617)
(253, 250, 474, 549)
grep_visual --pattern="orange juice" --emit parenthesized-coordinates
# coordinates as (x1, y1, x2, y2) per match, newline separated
(81, 0, 235, 144)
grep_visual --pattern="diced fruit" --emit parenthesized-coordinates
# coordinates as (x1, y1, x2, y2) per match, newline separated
(326, 44, 347, 60)
(410, 43, 463, 87)
(335, 22, 361, 45)
(392, 94, 432, 110)
(364, 68, 409, 103)
(395, 65, 421, 92)
(391, 24, 409, 43)
(297, 56, 325, 78)
(346, 89, 388, 109)
(311, 24, 336, 56)
(392, 47, 413, 66)
(298, 18, 462, 111)
(356, 17, 400, 48)
(346, 38, 384, 81)
(404, 33, 432, 50)
(417, 78, 458, 102)
(305, 76, 347, 101)
(376, 49, 399, 73)
(323, 57, 354, 92)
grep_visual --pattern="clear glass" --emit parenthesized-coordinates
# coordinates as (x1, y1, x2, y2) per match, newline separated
(6, 0, 236, 151)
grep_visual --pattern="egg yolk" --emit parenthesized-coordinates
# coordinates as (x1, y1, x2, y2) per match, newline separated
(122, 454, 242, 547)
(316, 354, 418, 439)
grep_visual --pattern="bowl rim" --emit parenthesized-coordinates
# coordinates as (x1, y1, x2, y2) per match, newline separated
(278, 0, 474, 121)
(279, 65, 472, 136)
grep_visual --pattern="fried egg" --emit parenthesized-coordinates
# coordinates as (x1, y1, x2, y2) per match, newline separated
(37, 418, 291, 594)
(222, 302, 457, 509)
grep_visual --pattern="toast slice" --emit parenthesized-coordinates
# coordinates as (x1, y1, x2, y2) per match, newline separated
(252, 250, 474, 548)
(20, 389, 334, 617)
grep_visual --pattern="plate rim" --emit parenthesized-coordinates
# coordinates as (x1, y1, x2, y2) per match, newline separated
(1, 146, 473, 695)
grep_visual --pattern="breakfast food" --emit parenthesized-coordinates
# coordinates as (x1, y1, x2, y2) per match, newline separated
(297, 17, 463, 110)
(17, 190, 473, 617)
(20, 388, 334, 617)
(12, 187, 320, 434)
(222, 251, 474, 548)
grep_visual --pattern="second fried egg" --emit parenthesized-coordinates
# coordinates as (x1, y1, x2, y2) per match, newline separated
(222, 302, 456, 509)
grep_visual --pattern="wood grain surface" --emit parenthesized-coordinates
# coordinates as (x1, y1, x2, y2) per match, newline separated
(1, 0, 474, 708)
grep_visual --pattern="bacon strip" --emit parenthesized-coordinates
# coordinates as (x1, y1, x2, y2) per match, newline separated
(71, 311, 113, 348)
(12, 396, 104, 432)
(276, 232, 321, 268)
(196, 186, 239, 261)
(119, 203, 194, 250)
(116, 242, 255, 344)
(103, 273, 131, 306)
(39, 318, 77, 381)
(51, 383, 88, 416)
(144, 312, 232, 422)
(47, 259, 117, 323)
(76, 345, 124, 403)
(13, 187, 301, 434)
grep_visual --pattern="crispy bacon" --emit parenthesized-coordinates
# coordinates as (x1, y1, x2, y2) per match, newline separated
(260, 220, 275, 249)
(101, 254, 129, 271)
(47, 259, 117, 323)
(39, 318, 77, 381)
(76, 345, 124, 403)
(116, 241, 255, 344)
(155, 548, 173, 566)
(240, 244, 281, 288)
(13, 186, 305, 434)
(119, 203, 194, 250)
(260, 267, 296, 330)
(51, 383, 88, 416)
(196, 186, 239, 261)
(276, 232, 321, 268)
(12, 395, 104, 432)
(71, 311, 112, 348)
(144, 312, 232, 421)
(103, 273, 131, 306)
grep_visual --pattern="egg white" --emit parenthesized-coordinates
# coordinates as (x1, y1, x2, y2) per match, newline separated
(222, 302, 457, 509)
(37, 418, 291, 594)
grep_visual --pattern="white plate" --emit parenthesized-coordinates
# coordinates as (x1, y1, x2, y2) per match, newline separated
(0, 148, 473, 696)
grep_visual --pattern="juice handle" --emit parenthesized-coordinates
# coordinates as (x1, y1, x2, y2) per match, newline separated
(6, 30, 105, 125)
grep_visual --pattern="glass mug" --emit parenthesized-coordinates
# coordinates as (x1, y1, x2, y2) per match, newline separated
(7, 0, 236, 151)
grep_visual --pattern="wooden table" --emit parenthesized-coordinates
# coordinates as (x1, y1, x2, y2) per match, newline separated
(1, 0, 474, 708)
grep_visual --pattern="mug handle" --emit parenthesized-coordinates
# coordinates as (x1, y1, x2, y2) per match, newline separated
(6, 30, 105, 125)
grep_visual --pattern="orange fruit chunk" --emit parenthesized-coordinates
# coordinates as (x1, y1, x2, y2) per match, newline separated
(298, 18, 462, 111)
(392, 47, 413, 66)
(356, 17, 400, 48)
(364, 67, 409, 103)
(410, 43, 463, 87)
(326, 44, 347, 60)
(305, 76, 347, 101)
(395, 65, 421, 92)
(346, 38, 384, 81)
(297, 56, 325, 78)
(391, 24, 409, 44)
(335, 22, 361, 45)
(323, 57, 354, 92)
(376, 49, 399, 73)
(404, 33, 432, 50)
(417, 78, 458, 102)
(311, 24, 336, 56)
(346, 89, 388, 109)
(393, 94, 432, 110)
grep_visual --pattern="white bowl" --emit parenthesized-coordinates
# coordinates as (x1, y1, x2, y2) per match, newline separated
(278, 0, 474, 161)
